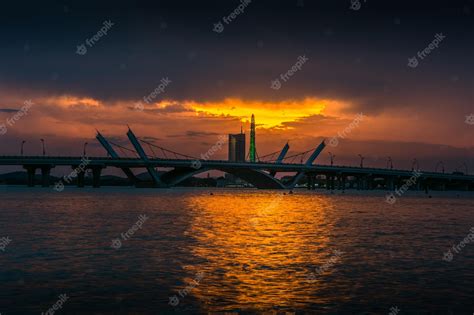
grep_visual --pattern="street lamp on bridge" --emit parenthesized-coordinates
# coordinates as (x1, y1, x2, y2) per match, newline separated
(83, 142, 88, 157)
(435, 161, 445, 173)
(358, 154, 365, 168)
(412, 158, 419, 171)
(386, 156, 393, 169)
(328, 152, 335, 166)
(20, 140, 26, 156)
(40, 139, 45, 156)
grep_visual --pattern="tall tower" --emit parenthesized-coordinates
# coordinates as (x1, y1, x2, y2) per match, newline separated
(249, 114, 256, 162)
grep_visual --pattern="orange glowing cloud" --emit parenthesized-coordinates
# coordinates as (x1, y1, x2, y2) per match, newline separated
(148, 97, 349, 128)
(45, 95, 102, 108)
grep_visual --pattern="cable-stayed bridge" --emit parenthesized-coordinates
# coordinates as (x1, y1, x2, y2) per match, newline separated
(0, 128, 472, 191)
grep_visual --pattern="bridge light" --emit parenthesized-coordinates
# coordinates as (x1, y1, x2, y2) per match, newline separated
(83, 142, 89, 157)
(328, 152, 335, 166)
(358, 154, 365, 168)
(40, 139, 46, 156)
(387, 156, 393, 169)
(412, 158, 420, 171)
(21, 140, 26, 156)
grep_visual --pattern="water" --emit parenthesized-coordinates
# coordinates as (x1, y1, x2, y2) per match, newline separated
(0, 187, 473, 314)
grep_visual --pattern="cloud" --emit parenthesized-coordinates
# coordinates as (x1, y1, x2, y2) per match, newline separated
(146, 103, 195, 114)
(186, 131, 221, 137)
(167, 131, 220, 138)
(141, 136, 162, 142)
(0, 108, 19, 113)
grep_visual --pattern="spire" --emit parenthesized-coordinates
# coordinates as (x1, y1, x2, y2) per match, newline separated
(249, 114, 256, 162)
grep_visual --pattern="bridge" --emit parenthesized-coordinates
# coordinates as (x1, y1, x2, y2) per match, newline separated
(0, 128, 472, 191)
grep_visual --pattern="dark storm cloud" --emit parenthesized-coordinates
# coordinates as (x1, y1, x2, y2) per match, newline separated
(168, 130, 221, 138)
(0, 109, 19, 113)
(0, 0, 472, 115)
(141, 136, 162, 142)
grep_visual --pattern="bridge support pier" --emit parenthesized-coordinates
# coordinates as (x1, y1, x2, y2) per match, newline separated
(24, 166, 36, 187)
(91, 167, 103, 188)
(41, 166, 52, 187)
(76, 170, 85, 188)
(340, 175, 346, 191)
(307, 174, 316, 190)
(415, 181, 421, 191)
(386, 177, 395, 190)
(368, 177, 375, 190)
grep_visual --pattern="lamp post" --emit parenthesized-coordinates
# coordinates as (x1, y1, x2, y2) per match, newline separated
(387, 156, 393, 169)
(20, 140, 26, 156)
(358, 154, 365, 168)
(328, 152, 335, 166)
(412, 158, 419, 171)
(435, 161, 445, 173)
(83, 142, 88, 157)
(40, 139, 45, 156)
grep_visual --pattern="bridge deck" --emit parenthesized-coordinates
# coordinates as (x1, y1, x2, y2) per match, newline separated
(0, 156, 472, 182)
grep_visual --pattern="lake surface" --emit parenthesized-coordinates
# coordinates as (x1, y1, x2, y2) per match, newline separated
(0, 187, 473, 314)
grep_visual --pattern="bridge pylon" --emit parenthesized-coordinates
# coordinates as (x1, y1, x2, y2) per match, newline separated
(287, 140, 326, 189)
(270, 142, 290, 177)
(126, 128, 167, 187)
(96, 131, 137, 183)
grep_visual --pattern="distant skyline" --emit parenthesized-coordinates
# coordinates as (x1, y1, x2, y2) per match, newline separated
(0, 0, 472, 172)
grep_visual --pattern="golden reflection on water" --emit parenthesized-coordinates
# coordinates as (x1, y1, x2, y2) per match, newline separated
(181, 191, 335, 311)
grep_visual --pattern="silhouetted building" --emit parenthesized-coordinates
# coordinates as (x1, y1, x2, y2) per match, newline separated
(228, 128, 246, 162)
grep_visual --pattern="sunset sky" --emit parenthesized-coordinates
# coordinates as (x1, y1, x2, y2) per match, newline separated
(0, 0, 472, 172)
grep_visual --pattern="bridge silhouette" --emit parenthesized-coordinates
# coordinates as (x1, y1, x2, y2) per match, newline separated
(0, 128, 473, 191)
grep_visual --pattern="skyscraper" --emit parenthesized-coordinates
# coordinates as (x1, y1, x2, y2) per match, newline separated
(228, 127, 245, 162)
(249, 114, 256, 162)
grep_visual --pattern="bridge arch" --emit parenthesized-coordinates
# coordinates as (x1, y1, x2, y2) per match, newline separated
(160, 166, 286, 189)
